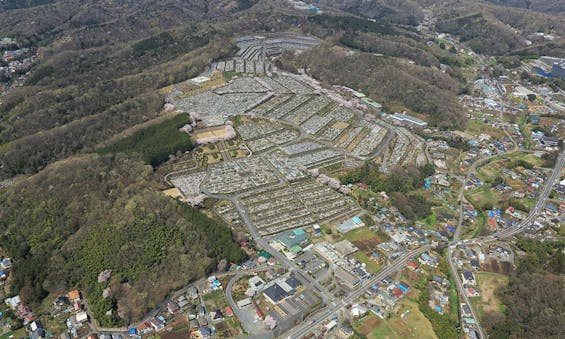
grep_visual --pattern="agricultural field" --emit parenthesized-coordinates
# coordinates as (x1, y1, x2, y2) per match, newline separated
(0, 327, 27, 339)
(471, 272, 508, 323)
(160, 319, 191, 339)
(344, 227, 387, 273)
(465, 119, 506, 140)
(354, 299, 438, 339)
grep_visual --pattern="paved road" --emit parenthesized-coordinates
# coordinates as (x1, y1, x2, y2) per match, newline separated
(283, 148, 563, 339)
(283, 245, 433, 339)
(449, 147, 565, 339)
(232, 199, 336, 305)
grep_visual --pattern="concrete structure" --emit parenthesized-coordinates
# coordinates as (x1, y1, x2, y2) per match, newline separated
(391, 112, 427, 127)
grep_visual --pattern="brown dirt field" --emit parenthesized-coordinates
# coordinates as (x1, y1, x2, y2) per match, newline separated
(160, 331, 190, 339)
(160, 319, 190, 339)
(482, 258, 513, 275)
(353, 237, 384, 253)
(358, 315, 381, 335)
(478, 273, 508, 315)
(390, 318, 413, 337)
(216, 322, 228, 331)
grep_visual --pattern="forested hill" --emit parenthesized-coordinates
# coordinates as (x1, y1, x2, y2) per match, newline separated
(0, 0, 261, 179)
(0, 154, 246, 325)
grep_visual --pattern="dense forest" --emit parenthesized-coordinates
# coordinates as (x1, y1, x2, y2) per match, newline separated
(281, 46, 466, 129)
(0, 154, 246, 325)
(99, 114, 194, 167)
(485, 239, 565, 338)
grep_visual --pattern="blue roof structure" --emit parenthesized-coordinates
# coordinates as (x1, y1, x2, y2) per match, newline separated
(398, 283, 409, 292)
(277, 228, 309, 249)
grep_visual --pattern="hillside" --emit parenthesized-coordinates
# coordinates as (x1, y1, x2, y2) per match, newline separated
(0, 154, 246, 325)
(0, 0, 564, 329)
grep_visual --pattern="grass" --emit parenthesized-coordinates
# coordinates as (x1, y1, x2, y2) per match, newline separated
(354, 299, 438, 339)
(353, 252, 381, 273)
(421, 212, 437, 229)
(465, 119, 505, 140)
(470, 212, 487, 239)
(468, 188, 499, 208)
(448, 274, 459, 319)
(223, 71, 238, 81)
(203, 289, 229, 310)
(505, 152, 544, 167)
(344, 227, 378, 242)
(0, 328, 27, 339)
(471, 272, 508, 322)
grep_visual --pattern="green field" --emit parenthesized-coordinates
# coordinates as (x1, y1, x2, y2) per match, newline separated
(505, 152, 544, 167)
(353, 252, 381, 273)
(354, 299, 438, 339)
(344, 227, 379, 242)
(0, 328, 27, 339)
(471, 272, 508, 322)
(468, 188, 499, 208)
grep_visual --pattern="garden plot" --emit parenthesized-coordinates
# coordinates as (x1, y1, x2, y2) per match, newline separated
(202, 157, 280, 194)
(214, 77, 269, 94)
(175, 91, 269, 126)
(239, 180, 359, 235)
(282, 95, 332, 125)
(170, 171, 207, 196)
